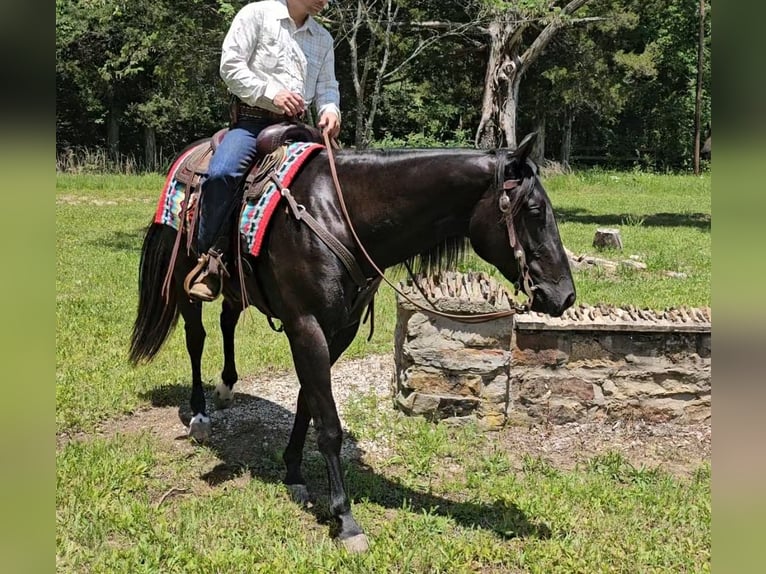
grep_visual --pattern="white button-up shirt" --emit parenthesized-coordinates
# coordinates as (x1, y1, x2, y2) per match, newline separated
(220, 0, 340, 119)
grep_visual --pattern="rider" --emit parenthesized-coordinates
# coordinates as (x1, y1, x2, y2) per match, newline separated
(186, 0, 341, 302)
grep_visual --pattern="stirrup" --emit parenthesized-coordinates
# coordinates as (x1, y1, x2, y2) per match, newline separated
(183, 251, 228, 301)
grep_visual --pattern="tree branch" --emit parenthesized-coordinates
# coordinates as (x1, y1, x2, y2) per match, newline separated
(520, 0, 592, 75)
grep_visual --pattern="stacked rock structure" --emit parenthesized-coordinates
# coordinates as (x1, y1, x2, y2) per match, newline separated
(393, 272, 711, 428)
(394, 272, 516, 429)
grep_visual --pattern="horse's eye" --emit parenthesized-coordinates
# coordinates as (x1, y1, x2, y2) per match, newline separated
(527, 204, 543, 217)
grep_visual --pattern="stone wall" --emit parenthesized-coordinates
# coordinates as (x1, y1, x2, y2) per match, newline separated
(393, 273, 515, 429)
(509, 310, 711, 425)
(393, 273, 711, 428)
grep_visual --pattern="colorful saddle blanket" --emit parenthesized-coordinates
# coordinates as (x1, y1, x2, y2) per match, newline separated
(153, 141, 324, 257)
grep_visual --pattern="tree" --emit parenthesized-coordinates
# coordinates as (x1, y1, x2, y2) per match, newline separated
(330, 0, 401, 149)
(56, 0, 711, 171)
(518, 0, 711, 171)
(327, 0, 474, 148)
(521, 1, 644, 167)
(57, 0, 232, 168)
(471, 0, 592, 149)
(606, 0, 711, 170)
(329, 0, 598, 150)
(693, 0, 707, 174)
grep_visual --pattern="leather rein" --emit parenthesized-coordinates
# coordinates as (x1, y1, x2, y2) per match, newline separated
(321, 131, 535, 324)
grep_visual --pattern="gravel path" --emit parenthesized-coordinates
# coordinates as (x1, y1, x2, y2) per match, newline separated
(71, 353, 709, 477)
(234, 354, 395, 419)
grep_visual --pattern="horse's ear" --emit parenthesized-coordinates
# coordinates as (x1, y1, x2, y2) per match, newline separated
(511, 132, 538, 163)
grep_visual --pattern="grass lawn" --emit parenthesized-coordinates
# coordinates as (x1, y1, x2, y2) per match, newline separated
(547, 170, 710, 308)
(56, 169, 710, 572)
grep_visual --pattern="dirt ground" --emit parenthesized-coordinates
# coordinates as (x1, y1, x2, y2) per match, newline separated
(68, 354, 710, 484)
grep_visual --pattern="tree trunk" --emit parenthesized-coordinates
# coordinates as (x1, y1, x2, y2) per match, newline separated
(474, 1, 591, 150)
(107, 103, 120, 164)
(693, 0, 706, 174)
(144, 125, 157, 172)
(346, 0, 368, 148)
(354, 90, 367, 148)
(476, 19, 521, 149)
(560, 110, 573, 171)
(531, 116, 546, 163)
(502, 76, 520, 149)
(361, 10, 393, 148)
(345, 0, 399, 149)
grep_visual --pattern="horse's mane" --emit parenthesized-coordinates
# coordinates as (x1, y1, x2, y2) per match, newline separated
(392, 150, 540, 277)
(397, 236, 471, 277)
(392, 149, 511, 277)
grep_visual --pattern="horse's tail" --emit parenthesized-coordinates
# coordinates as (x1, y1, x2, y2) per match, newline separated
(129, 223, 181, 364)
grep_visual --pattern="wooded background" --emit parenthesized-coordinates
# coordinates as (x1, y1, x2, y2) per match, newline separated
(55, 0, 711, 172)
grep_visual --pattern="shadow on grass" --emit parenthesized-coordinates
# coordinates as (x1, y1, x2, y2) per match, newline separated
(556, 208, 710, 231)
(90, 228, 146, 252)
(142, 382, 206, 410)
(140, 384, 551, 541)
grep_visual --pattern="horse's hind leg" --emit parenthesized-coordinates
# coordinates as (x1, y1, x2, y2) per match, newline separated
(177, 295, 211, 442)
(213, 299, 241, 409)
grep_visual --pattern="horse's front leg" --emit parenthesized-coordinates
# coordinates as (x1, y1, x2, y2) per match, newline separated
(177, 296, 210, 442)
(283, 388, 312, 505)
(213, 299, 241, 409)
(284, 317, 369, 552)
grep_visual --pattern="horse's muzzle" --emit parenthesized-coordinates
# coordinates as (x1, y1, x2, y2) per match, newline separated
(530, 286, 575, 317)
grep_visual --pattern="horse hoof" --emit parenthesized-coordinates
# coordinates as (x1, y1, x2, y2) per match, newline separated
(338, 533, 369, 554)
(286, 484, 312, 507)
(213, 382, 233, 410)
(188, 414, 211, 443)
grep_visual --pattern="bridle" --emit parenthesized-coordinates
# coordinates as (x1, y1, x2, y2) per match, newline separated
(499, 176, 537, 312)
(322, 132, 536, 323)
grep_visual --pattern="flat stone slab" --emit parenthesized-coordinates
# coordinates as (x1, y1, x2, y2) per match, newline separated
(515, 304, 711, 333)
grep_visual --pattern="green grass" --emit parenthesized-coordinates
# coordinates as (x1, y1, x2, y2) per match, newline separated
(56, 170, 710, 572)
(56, 399, 710, 573)
(546, 170, 711, 308)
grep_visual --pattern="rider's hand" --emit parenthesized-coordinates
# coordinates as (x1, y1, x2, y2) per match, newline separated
(272, 90, 305, 117)
(318, 111, 340, 140)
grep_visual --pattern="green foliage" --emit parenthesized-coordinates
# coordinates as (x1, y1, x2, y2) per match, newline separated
(372, 129, 474, 149)
(56, 0, 711, 171)
(521, 0, 711, 170)
(573, 0, 711, 170)
(56, 0, 231, 165)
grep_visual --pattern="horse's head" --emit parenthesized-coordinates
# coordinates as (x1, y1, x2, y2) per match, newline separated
(469, 133, 575, 316)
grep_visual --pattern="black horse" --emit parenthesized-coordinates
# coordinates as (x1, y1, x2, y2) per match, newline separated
(129, 133, 575, 551)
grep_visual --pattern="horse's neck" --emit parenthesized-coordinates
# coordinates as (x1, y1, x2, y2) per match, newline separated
(349, 151, 492, 215)
(341, 151, 494, 265)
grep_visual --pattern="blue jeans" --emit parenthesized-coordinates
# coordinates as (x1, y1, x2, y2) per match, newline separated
(197, 119, 273, 253)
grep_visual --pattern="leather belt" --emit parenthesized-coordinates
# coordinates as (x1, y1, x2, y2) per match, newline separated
(230, 98, 297, 123)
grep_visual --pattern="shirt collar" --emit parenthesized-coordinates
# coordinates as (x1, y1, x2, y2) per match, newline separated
(274, 0, 317, 35)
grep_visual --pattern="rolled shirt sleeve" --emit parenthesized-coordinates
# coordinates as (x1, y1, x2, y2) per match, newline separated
(315, 46, 340, 120)
(219, 4, 274, 107)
